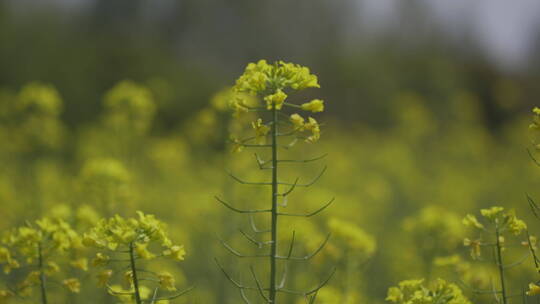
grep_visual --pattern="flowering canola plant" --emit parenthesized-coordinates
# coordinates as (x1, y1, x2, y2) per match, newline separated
(0, 217, 84, 303)
(83, 211, 191, 304)
(216, 60, 334, 304)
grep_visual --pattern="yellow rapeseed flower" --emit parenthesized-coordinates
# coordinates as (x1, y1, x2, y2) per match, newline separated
(264, 89, 287, 110)
(462, 214, 484, 229)
(301, 99, 324, 113)
(290, 113, 305, 131)
(527, 283, 540, 296)
(158, 272, 177, 291)
(62, 278, 81, 293)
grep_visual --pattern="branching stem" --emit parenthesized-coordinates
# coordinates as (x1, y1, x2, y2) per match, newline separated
(270, 105, 279, 303)
(38, 243, 48, 304)
(129, 242, 143, 304)
(495, 224, 507, 304)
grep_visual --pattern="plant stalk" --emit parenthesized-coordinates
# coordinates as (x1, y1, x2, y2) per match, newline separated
(129, 242, 142, 304)
(269, 105, 279, 303)
(38, 243, 48, 304)
(495, 224, 507, 304)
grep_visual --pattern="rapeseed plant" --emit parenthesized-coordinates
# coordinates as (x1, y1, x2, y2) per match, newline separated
(83, 211, 191, 303)
(461, 207, 528, 303)
(386, 278, 471, 304)
(215, 60, 334, 303)
(0, 217, 83, 303)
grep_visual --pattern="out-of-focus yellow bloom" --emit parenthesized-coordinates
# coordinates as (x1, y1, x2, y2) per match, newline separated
(70, 257, 88, 271)
(81, 158, 131, 186)
(135, 243, 155, 260)
(0, 289, 14, 300)
(18, 82, 63, 116)
(264, 89, 287, 110)
(290, 113, 305, 131)
(507, 213, 527, 235)
(163, 245, 186, 261)
(527, 283, 540, 296)
(301, 99, 324, 113)
(92, 253, 110, 267)
(463, 238, 481, 259)
(462, 214, 484, 229)
(230, 137, 244, 153)
(0, 247, 19, 274)
(124, 270, 134, 286)
(97, 269, 113, 287)
(62, 278, 81, 293)
(328, 218, 376, 258)
(480, 206, 504, 221)
(466, 206, 527, 235)
(158, 272, 177, 291)
(251, 119, 270, 144)
(45, 261, 60, 275)
(76, 205, 100, 226)
(103, 80, 156, 134)
(304, 117, 321, 143)
(386, 278, 471, 304)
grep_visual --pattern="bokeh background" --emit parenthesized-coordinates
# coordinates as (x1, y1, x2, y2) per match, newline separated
(2, 0, 540, 303)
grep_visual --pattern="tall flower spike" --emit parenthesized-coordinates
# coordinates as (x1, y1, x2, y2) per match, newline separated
(218, 60, 333, 303)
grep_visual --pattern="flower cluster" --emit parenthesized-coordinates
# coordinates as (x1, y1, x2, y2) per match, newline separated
(462, 206, 527, 259)
(233, 60, 319, 95)
(11, 82, 66, 152)
(403, 206, 465, 252)
(529, 107, 540, 150)
(103, 80, 156, 135)
(228, 59, 325, 149)
(83, 211, 187, 302)
(0, 217, 83, 298)
(386, 278, 471, 304)
(327, 218, 376, 259)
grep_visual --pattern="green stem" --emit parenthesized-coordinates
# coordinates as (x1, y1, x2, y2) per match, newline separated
(269, 105, 279, 303)
(495, 224, 507, 304)
(37, 243, 48, 304)
(129, 242, 142, 304)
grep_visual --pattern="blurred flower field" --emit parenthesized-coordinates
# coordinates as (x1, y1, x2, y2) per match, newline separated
(1, 60, 540, 303)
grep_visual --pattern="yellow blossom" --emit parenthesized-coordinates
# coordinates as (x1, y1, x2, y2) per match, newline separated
(463, 238, 481, 259)
(97, 269, 113, 287)
(158, 272, 177, 291)
(290, 113, 305, 131)
(135, 243, 155, 260)
(163, 245, 186, 261)
(251, 119, 270, 144)
(264, 89, 287, 110)
(62, 278, 81, 293)
(92, 252, 110, 266)
(462, 214, 484, 229)
(70, 257, 88, 271)
(480, 206, 504, 221)
(527, 283, 540, 296)
(304, 117, 321, 143)
(301, 99, 324, 113)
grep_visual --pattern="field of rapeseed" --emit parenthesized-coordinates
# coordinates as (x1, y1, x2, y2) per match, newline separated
(3, 2, 540, 303)
(1, 58, 540, 304)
